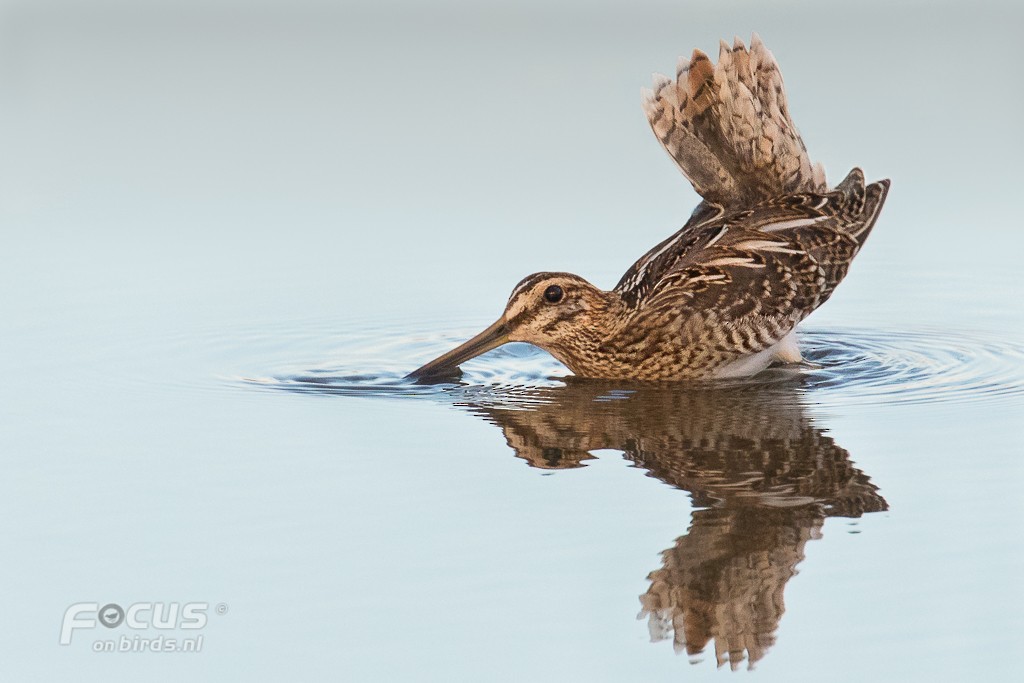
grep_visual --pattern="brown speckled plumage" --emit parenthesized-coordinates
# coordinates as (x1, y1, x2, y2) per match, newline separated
(409, 35, 890, 382)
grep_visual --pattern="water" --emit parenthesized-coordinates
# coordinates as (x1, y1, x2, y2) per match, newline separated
(239, 324, 1024, 408)
(3, 2, 1024, 681)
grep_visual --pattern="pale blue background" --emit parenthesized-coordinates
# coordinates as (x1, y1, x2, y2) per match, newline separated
(1, 1, 1022, 680)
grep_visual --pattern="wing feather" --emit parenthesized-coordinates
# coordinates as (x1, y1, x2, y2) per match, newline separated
(609, 171, 890, 374)
(641, 35, 825, 210)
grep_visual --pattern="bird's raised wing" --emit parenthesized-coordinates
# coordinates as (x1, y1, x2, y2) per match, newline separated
(642, 35, 826, 211)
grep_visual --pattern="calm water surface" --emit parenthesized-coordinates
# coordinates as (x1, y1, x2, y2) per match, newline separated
(2, 3, 1023, 681)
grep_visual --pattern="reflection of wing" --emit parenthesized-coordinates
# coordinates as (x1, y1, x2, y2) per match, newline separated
(640, 507, 819, 670)
(632, 413, 888, 515)
(460, 379, 886, 667)
(468, 381, 886, 514)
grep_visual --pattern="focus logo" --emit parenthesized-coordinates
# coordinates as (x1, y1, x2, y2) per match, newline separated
(98, 604, 125, 628)
(59, 602, 210, 645)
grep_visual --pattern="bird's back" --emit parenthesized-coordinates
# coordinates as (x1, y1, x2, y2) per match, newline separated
(615, 170, 889, 314)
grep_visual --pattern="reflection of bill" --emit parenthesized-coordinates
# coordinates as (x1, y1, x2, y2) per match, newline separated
(461, 377, 888, 670)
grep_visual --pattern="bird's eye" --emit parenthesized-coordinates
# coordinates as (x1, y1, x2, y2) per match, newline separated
(543, 284, 564, 304)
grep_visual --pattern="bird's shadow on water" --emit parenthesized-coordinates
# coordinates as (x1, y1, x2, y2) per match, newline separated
(249, 352, 891, 670)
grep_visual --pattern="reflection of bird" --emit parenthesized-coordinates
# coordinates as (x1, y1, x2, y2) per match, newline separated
(410, 35, 889, 381)
(456, 378, 887, 669)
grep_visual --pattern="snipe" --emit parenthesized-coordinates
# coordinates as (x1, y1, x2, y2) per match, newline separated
(409, 35, 889, 381)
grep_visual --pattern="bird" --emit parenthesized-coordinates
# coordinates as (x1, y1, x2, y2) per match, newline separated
(408, 34, 890, 381)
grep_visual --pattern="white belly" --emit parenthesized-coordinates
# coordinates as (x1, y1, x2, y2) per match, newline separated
(712, 331, 802, 379)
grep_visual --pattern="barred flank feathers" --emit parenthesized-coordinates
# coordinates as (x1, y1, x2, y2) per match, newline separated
(642, 34, 827, 210)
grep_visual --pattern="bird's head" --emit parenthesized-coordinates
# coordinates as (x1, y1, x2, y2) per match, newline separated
(407, 272, 616, 379)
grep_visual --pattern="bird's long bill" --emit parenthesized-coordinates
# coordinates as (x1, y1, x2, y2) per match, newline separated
(406, 318, 510, 380)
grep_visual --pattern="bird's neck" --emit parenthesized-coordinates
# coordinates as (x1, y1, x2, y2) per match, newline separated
(546, 292, 633, 379)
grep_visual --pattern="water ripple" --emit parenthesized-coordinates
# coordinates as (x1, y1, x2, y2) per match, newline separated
(799, 328, 1024, 406)
(233, 324, 1024, 408)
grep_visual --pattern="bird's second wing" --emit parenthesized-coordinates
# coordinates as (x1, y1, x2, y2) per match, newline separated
(609, 173, 889, 372)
